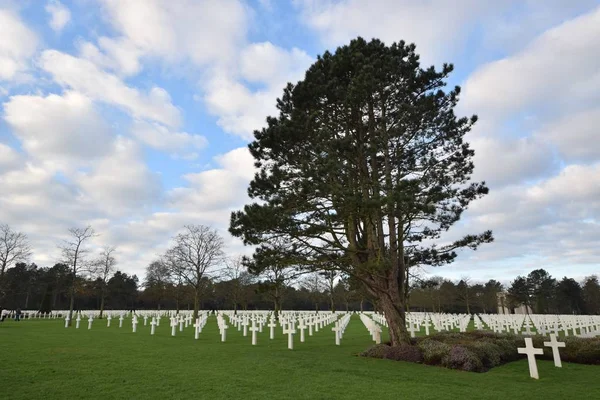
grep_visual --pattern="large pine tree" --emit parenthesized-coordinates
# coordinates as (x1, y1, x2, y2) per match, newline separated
(230, 38, 492, 345)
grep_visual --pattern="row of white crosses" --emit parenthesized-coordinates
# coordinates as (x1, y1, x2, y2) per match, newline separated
(218, 311, 349, 349)
(478, 313, 600, 338)
(359, 313, 382, 344)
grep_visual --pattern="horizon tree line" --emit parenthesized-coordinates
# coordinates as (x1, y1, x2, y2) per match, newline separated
(1, 221, 597, 316)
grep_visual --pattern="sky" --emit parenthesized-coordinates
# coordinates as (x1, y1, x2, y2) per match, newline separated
(0, 0, 599, 284)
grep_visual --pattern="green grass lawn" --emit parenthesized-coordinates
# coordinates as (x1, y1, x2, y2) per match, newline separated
(0, 315, 598, 400)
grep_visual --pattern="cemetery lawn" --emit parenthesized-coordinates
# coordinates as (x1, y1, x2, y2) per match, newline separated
(1, 316, 598, 400)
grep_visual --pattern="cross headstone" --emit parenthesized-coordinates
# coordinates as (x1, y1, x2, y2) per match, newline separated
(423, 319, 431, 336)
(408, 322, 417, 338)
(75, 315, 81, 329)
(517, 337, 544, 379)
(544, 333, 566, 368)
(283, 324, 295, 350)
(332, 322, 341, 345)
(107, 315, 112, 327)
(143, 316, 148, 326)
(268, 319, 277, 340)
(242, 317, 249, 337)
(132, 317, 138, 333)
(87, 316, 93, 330)
(298, 319, 307, 343)
(119, 315, 124, 328)
(150, 317, 157, 335)
(220, 323, 228, 342)
(64, 316, 70, 328)
(171, 318, 177, 337)
(250, 319, 259, 345)
(194, 319, 201, 340)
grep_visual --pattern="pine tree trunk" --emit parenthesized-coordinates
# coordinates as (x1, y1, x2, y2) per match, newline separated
(378, 290, 411, 346)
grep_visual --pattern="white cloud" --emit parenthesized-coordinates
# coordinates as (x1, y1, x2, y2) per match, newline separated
(536, 107, 600, 163)
(462, 6, 600, 120)
(131, 120, 207, 159)
(469, 135, 557, 188)
(76, 137, 162, 216)
(296, 0, 598, 65)
(240, 42, 312, 85)
(168, 147, 255, 212)
(0, 8, 38, 80)
(94, 0, 248, 76)
(203, 42, 313, 140)
(39, 50, 181, 127)
(3, 91, 112, 170)
(295, 0, 498, 63)
(77, 38, 143, 77)
(0, 143, 21, 173)
(45, 1, 71, 32)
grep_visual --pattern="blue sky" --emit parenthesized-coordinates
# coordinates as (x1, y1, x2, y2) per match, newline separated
(0, 0, 599, 284)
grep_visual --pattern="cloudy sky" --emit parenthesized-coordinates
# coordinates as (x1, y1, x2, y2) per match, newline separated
(0, 0, 599, 283)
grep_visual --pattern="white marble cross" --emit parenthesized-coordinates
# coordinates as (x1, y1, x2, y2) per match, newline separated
(298, 319, 307, 343)
(544, 333, 565, 367)
(119, 315, 124, 328)
(242, 317, 249, 337)
(194, 319, 201, 340)
(220, 323, 228, 342)
(250, 319, 259, 345)
(143, 316, 148, 326)
(75, 315, 81, 329)
(332, 322, 341, 345)
(132, 317, 138, 333)
(408, 322, 417, 338)
(87, 316, 93, 330)
(268, 319, 277, 340)
(107, 315, 112, 327)
(423, 319, 431, 336)
(178, 317, 184, 332)
(64, 316, 70, 328)
(518, 337, 544, 379)
(522, 318, 534, 335)
(171, 318, 177, 337)
(283, 324, 295, 350)
(150, 317, 157, 335)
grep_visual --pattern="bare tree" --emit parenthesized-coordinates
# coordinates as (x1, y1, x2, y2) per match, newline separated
(224, 255, 254, 314)
(457, 276, 472, 314)
(301, 272, 327, 311)
(144, 260, 172, 311)
(90, 246, 116, 318)
(0, 224, 32, 287)
(58, 226, 96, 325)
(164, 225, 224, 320)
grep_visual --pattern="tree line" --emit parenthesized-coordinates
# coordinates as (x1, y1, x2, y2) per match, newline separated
(411, 271, 600, 315)
(2, 222, 598, 317)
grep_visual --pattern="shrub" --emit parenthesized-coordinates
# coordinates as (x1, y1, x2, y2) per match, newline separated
(558, 337, 600, 365)
(463, 341, 502, 369)
(418, 340, 451, 365)
(362, 331, 600, 371)
(360, 344, 390, 359)
(442, 345, 484, 372)
(488, 338, 520, 363)
(383, 344, 423, 363)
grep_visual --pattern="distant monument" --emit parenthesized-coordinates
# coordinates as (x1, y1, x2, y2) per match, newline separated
(497, 292, 532, 314)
